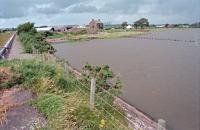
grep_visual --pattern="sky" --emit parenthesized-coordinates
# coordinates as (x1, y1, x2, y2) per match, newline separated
(0, 0, 200, 28)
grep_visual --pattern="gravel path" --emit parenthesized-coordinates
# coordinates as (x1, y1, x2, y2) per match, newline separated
(8, 37, 34, 60)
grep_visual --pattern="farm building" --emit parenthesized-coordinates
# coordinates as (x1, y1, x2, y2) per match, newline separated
(52, 25, 82, 32)
(36, 27, 54, 32)
(126, 25, 133, 29)
(156, 25, 165, 28)
(88, 19, 103, 34)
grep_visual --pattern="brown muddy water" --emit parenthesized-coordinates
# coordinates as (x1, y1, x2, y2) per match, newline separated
(53, 29, 200, 130)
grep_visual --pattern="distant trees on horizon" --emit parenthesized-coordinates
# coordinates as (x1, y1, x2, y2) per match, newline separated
(134, 18, 149, 29)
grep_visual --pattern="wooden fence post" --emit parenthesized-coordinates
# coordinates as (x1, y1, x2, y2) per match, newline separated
(157, 119, 166, 130)
(90, 78, 96, 110)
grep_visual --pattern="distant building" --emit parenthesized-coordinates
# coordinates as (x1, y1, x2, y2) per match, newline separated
(77, 25, 86, 29)
(165, 24, 176, 28)
(52, 26, 68, 32)
(88, 19, 104, 34)
(126, 25, 133, 29)
(156, 25, 165, 28)
(51, 25, 82, 32)
(36, 27, 54, 32)
(180, 24, 190, 28)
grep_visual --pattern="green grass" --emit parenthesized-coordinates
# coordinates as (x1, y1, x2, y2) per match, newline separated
(30, 94, 65, 118)
(0, 59, 130, 130)
(47, 33, 65, 39)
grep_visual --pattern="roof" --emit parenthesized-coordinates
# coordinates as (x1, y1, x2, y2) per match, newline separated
(90, 19, 103, 24)
(126, 25, 133, 29)
(36, 27, 53, 32)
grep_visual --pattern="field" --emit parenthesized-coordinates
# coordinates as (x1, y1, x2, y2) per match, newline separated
(47, 29, 147, 42)
(0, 32, 12, 47)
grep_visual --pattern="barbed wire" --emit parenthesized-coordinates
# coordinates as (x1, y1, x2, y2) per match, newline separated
(39, 54, 134, 129)
(71, 80, 130, 130)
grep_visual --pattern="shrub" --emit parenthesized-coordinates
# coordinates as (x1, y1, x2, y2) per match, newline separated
(82, 63, 122, 93)
(0, 60, 74, 92)
(17, 22, 36, 35)
(17, 22, 55, 53)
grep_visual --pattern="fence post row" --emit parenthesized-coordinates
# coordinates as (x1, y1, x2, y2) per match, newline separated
(90, 78, 96, 110)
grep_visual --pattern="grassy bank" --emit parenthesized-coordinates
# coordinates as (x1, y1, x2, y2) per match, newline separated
(46, 29, 146, 42)
(0, 59, 129, 130)
(46, 28, 175, 43)
(0, 32, 13, 47)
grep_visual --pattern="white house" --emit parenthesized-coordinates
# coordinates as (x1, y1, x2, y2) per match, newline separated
(36, 27, 54, 32)
(126, 25, 133, 29)
(77, 25, 86, 29)
(156, 25, 165, 28)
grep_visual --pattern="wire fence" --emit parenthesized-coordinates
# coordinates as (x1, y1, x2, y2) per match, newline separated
(32, 50, 167, 130)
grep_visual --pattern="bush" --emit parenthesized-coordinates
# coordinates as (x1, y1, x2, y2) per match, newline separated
(19, 32, 55, 53)
(17, 22, 55, 53)
(17, 22, 36, 35)
(82, 63, 122, 93)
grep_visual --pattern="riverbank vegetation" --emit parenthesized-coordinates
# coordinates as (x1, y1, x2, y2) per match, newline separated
(17, 22, 55, 53)
(0, 59, 128, 130)
(46, 29, 146, 42)
(0, 32, 13, 47)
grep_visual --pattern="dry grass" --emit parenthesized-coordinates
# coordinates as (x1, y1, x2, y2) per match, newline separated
(0, 32, 12, 47)
(0, 68, 12, 84)
(0, 105, 7, 125)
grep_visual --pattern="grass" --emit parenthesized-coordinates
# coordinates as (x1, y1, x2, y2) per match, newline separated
(30, 94, 65, 118)
(0, 32, 13, 47)
(46, 29, 147, 42)
(0, 59, 130, 130)
(46, 28, 191, 44)
(47, 33, 65, 39)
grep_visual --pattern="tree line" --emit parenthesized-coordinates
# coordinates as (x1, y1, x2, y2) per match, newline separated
(121, 18, 149, 29)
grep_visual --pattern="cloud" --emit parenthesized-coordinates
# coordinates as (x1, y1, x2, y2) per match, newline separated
(0, 0, 199, 28)
(34, 3, 63, 14)
(68, 4, 98, 13)
(0, 0, 89, 18)
(98, 0, 146, 14)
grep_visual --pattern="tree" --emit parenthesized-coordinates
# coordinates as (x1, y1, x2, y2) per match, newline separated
(121, 22, 128, 29)
(191, 22, 200, 28)
(17, 22, 36, 34)
(134, 18, 149, 29)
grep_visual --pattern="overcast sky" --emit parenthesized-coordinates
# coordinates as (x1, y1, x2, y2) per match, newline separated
(0, 0, 200, 28)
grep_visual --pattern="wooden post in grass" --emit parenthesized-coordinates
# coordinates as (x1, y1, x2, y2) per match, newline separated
(157, 119, 166, 130)
(90, 78, 96, 110)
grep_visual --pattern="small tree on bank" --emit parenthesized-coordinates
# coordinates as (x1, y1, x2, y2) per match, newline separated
(17, 22, 36, 35)
(121, 22, 128, 29)
(17, 22, 55, 54)
(134, 18, 149, 29)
